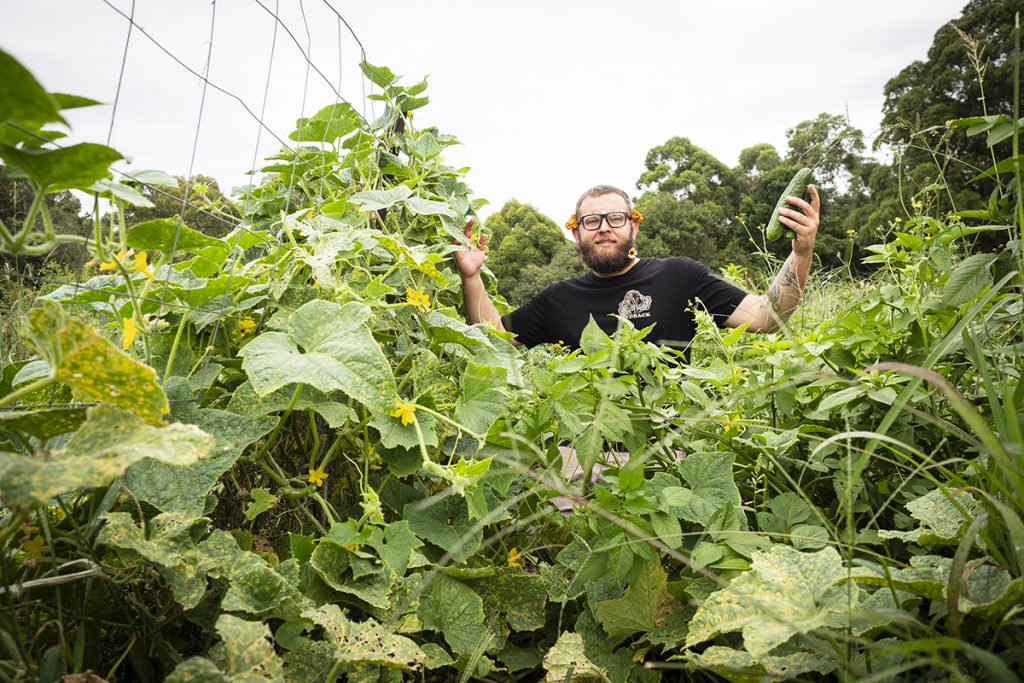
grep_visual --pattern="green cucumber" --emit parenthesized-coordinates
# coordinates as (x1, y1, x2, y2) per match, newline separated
(765, 167, 813, 241)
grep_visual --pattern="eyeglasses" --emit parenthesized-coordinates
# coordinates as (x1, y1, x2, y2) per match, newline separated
(578, 212, 631, 231)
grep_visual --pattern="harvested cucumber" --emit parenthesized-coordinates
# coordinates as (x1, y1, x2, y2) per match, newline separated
(766, 167, 813, 241)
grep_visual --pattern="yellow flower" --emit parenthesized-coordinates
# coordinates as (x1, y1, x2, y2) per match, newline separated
(344, 543, 361, 552)
(507, 547, 523, 569)
(390, 400, 416, 426)
(99, 249, 129, 271)
(564, 214, 578, 230)
(122, 317, 138, 349)
(133, 251, 156, 280)
(307, 467, 329, 487)
(720, 414, 742, 434)
(20, 535, 48, 562)
(405, 288, 430, 312)
(238, 317, 257, 336)
(630, 208, 644, 223)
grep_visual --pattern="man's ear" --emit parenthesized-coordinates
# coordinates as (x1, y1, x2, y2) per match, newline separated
(571, 228, 580, 243)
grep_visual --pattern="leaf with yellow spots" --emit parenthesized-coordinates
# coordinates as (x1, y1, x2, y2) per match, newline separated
(0, 405, 213, 509)
(22, 300, 169, 423)
(686, 546, 860, 657)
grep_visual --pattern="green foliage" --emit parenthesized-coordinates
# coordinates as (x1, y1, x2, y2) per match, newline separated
(3, 35, 1024, 683)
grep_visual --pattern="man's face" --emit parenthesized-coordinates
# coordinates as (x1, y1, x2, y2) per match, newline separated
(573, 193, 639, 276)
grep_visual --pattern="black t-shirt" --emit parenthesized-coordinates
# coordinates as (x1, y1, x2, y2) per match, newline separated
(503, 257, 748, 351)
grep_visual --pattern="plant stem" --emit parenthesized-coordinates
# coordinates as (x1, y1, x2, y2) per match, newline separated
(162, 309, 190, 383)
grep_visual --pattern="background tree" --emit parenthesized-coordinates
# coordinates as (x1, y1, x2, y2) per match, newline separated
(122, 174, 239, 238)
(879, 0, 1020, 215)
(634, 137, 742, 266)
(484, 200, 583, 305)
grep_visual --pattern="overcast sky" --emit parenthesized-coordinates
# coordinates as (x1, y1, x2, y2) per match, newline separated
(3, 1, 969, 224)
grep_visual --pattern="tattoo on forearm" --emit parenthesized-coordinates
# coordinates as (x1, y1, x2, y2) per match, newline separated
(762, 258, 802, 316)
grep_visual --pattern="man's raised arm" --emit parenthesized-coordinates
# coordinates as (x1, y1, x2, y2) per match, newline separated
(454, 220, 514, 339)
(725, 185, 821, 332)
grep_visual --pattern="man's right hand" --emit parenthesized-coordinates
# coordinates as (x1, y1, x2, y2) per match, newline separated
(453, 219, 489, 280)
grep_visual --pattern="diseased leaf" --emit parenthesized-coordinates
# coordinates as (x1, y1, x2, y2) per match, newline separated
(686, 546, 860, 657)
(878, 489, 979, 545)
(542, 632, 610, 683)
(471, 569, 548, 633)
(688, 645, 839, 682)
(22, 300, 169, 423)
(0, 405, 212, 509)
(303, 604, 425, 669)
(417, 573, 487, 655)
(167, 614, 285, 682)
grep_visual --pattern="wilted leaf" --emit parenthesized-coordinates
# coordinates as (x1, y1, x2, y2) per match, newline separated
(167, 614, 284, 682)
(304, 604, 425, 669)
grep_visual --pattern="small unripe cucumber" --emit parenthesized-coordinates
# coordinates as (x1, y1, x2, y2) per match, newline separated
(765, 167, 813, 241)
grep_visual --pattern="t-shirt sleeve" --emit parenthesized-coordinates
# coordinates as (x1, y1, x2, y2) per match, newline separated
(679, 258, 749, 326)
(503, 287, 555, 347)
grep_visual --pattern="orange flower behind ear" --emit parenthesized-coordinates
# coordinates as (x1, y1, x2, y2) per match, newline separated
(630, 209, 644, 223)
(565, 214, 579, 230)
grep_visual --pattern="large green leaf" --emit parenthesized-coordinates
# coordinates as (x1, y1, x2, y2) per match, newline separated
(686, 546, 860, 657)
(22, 300, 169, 423)
(123, 378, 276, 515)
(661, 452, 742, 525)
(290, 103, 359, 143)
(595, 560, 681, 637)
(0, 48, 64, 129)
(227, 381, 357, 429)
(417, 573, 487, 655)
(471, 570, 548, 633)
(453, 362, 508, 437)
(239, 300, 396, 413)
(0, 405, 212, 508)
(0, 142, 122, 191)
(404, 495, 481, 563)
(349, 185, 412, 211)
(127, 216, 228, 255)
(942, 253, 997, 307)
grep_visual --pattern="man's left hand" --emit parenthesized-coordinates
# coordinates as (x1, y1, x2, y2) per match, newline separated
(777, 184, 820, 257)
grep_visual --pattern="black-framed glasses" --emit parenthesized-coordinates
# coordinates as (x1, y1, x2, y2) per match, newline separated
(578, 212, 630, 231)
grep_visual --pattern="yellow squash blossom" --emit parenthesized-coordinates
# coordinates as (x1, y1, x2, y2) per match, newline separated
(133, 250, 156, 280)
(507, 547, 523, 568)
(405, 287, 430, 312)
(122, 317, 139, 349)
(20, 535, 48, 562)
(99, 249, 129, 271)
(238, 317, 257, 336)
(390, 400, 416, 426)
(307, 467, 329, 487)
(720, 414, 742, 435)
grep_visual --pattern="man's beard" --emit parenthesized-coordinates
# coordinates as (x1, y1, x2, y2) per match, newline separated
(578, 234, 635, 275)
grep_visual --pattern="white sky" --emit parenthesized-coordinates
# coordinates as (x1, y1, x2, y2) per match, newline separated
(3, 1, 968, 224)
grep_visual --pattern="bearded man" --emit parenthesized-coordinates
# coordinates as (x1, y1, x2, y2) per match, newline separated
(455, 183, 821, 354)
